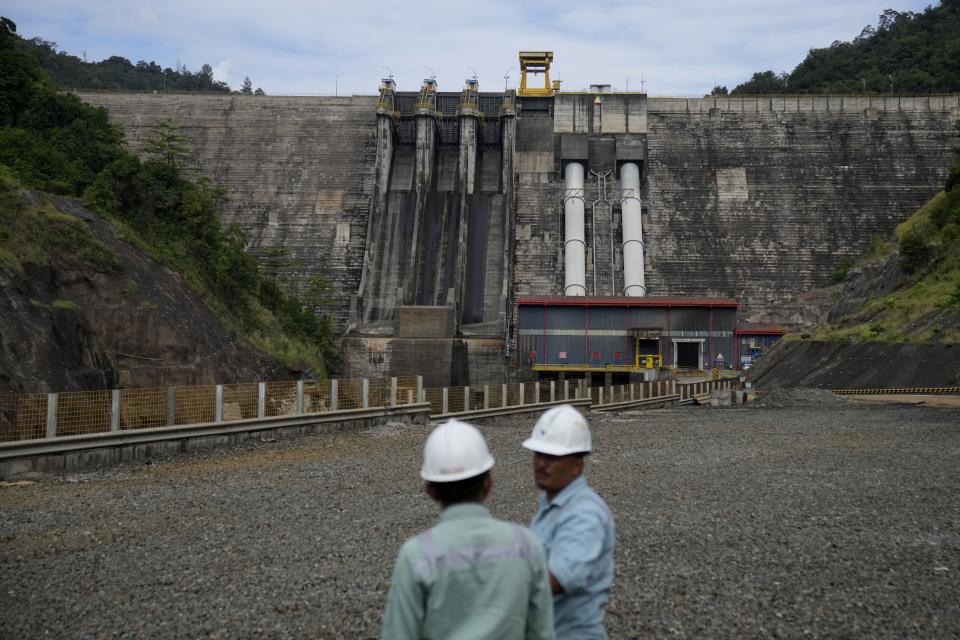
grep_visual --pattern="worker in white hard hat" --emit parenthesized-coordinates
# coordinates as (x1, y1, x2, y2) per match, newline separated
(522, 405, 615, 640)
(381, 418, 556, 640)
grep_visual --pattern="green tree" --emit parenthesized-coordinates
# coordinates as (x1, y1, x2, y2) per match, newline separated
(733, 2, 960, 95)
(241, 76, 253, 95)
(733, 70, 789, 94)
(0, 17, 45, 125)
(142, 119, 190, 170)
(899, 229, 934, 274)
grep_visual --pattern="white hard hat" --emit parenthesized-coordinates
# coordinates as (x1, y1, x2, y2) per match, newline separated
(421, 419, 495, 482)
(522, 405, 592, 456)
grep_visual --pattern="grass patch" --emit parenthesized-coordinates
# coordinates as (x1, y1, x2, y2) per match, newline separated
(51, 299, 78, 310)
(0, 181, 121, 273)
(814, 263, 960, 343)
(895, 192, 943, 240)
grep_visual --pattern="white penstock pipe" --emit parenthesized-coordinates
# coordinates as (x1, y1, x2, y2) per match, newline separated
(620, 162, 647, 296)
(563, 162, 586, 296)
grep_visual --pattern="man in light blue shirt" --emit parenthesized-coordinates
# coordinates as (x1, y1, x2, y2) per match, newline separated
(382, 419, 555, 640)
(523, 405, 615, 640)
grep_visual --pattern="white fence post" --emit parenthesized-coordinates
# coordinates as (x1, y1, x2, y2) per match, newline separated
(296, 380, 304, 415)
(483, 385, 490, 409)
(442, 388, 449, 414)
(550, 380, 556, 402)
(110, 390, 121, 433)
(407, 389, 414, 404)
(46, 393, 58, 439)
(165, 387, 176, 426)
(257, 383, 266, 418)
(331, 379, 339, 412)
(502, 384, 508, 407)
(390, 377, 398, 406)
(215, 384, 223, 423)
(519, 383, 525, 406)
(534, 383, 540, 404)
(464, 386, 470, 411)
(630, 383, 635, 401)
(362, 378, 369, 409)
(599, 387, 604, 405)
(416, 376, 424, 404)
(564, 380, 570, 401)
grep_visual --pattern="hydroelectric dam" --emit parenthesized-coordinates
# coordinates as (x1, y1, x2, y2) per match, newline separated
(78, 52, 960, 386)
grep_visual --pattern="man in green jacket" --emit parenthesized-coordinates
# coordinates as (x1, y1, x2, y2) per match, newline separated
(381, 418, 556, 639)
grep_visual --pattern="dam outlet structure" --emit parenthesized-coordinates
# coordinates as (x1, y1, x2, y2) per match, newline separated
(78, 52, 960, 386)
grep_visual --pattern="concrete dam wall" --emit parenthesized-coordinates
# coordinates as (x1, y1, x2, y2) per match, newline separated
(76, 93, 380, 331)
(79, 91, 960, 381)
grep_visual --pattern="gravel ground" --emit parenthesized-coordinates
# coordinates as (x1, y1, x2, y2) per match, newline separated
(1, 401, 959, 639)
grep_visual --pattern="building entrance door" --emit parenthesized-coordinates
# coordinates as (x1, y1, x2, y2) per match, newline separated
(674, 340, 702, 369)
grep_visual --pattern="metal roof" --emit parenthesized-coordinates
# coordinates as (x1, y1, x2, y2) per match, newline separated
(735, 325, 789, 335)
(517, 296, 738, 308)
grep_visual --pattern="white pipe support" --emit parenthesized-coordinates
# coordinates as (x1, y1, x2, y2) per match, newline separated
(563, 162, 587, 296)
(620, 162, 647, 296)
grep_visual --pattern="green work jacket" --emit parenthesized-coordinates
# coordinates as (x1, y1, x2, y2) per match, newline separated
(381, 503, 555, 640)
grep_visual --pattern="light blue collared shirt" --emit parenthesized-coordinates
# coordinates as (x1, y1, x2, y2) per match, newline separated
(530, 475, 615, 640)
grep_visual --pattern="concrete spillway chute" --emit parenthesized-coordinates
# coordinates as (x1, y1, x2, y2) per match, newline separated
(620, 162, 647, 296)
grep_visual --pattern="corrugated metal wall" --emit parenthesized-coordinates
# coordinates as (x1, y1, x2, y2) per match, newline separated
(518, 303, 739, 368)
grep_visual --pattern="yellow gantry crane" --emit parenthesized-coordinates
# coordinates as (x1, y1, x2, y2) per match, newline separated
(518, 51, 558, 97)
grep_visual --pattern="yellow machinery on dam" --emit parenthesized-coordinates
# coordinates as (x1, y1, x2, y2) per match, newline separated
(518, 51, 559, 97)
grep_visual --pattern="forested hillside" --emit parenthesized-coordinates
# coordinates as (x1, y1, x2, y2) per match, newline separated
(723, 0, 960, 95)
(12, 22, 264, 94)
(0, 17, 335, 389)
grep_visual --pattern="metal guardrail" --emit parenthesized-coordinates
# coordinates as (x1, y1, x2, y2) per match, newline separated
(832, 387, 960, 395)
(434, 398, 592, 421)
(592, 394, 682, 412)
(752, 387, 960, 397)
(0, 403, 431, 465)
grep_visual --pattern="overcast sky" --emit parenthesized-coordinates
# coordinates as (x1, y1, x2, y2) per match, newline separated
(5, 0, 933, 96)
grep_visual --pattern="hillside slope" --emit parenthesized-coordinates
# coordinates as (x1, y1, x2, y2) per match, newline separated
(747, 340, 960, 389)
(749, 176, 960, 389)
(0, 184, 292, 392)
(730, 1, 960, 94)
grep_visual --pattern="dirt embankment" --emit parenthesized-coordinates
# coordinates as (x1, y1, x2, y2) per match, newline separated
(0, 193, 293, 392)
(748, 339, 960, 389)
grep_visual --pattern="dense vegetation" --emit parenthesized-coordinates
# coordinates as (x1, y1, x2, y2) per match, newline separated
(812, 148, 960, 343)
(0, 17, 335, 374)
(14, 25, 264, 94)
(714, 1, 960, 95)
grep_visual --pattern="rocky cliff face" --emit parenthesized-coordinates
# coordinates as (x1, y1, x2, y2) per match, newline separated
(0, 191, 292, 393)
